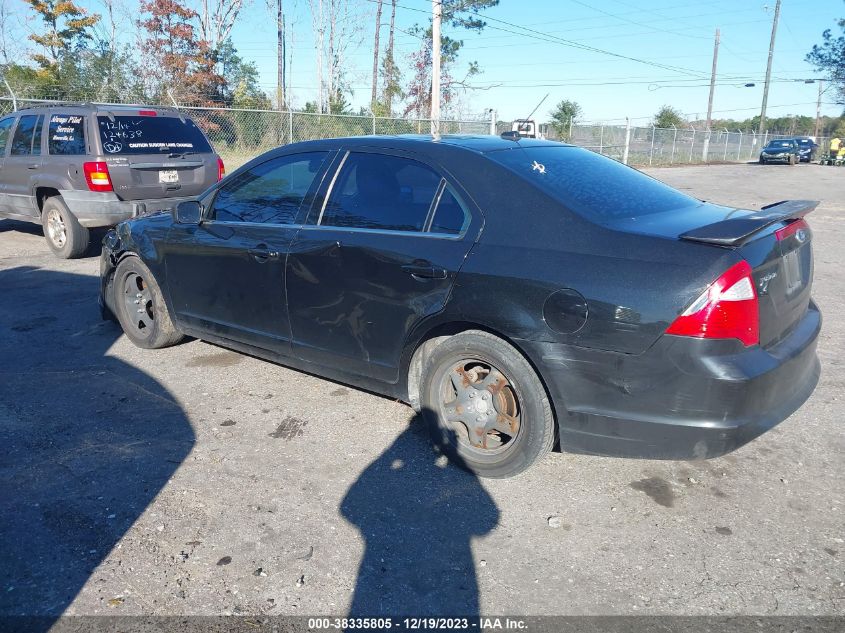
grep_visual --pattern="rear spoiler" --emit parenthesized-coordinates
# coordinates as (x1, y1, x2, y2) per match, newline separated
(679, 200, 818, 247)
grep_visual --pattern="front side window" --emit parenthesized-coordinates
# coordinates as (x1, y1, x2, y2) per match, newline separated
(320, 153, 442, 232)
(10, 115, 43, 156)
(210, 152, 328, 224)
(0, 117, 13, 154)
(48, 114, 86, 155)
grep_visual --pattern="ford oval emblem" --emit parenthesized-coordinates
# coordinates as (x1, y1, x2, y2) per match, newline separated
(795, 228, 807, 243)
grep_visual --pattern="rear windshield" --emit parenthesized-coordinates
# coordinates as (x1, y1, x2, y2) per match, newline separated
(97, 115, 212, 155)
(488, 145, 698, 222)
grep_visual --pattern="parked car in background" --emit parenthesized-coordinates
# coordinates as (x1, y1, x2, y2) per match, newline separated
(0, 104, 224, 258)
(100, 135, 820, 478)
(759, 139, 800, 165)
(790, 137, 818, 162)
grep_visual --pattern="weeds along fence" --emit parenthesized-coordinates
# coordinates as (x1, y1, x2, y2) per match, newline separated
(1, 97, 826, 169)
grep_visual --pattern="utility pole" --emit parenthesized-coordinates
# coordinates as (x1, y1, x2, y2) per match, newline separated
(430, 0, 442, 138)
(703, 27, 720, 161)
(276, 0, 286, 112)
(758, 0, 781, 137)
(814, 80, 823, 139)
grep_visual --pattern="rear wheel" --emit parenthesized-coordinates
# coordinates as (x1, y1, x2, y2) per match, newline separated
(113, 257, 184, 349)
(420, 330, 554, 478)
(42, 196, 89, 259)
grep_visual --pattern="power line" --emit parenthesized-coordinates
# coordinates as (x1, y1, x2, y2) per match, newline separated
(361, 0, 710, 78)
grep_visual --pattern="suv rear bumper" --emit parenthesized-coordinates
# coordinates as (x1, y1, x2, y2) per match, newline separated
(519, 300, 821, 459)
(61, 190, 193, 227)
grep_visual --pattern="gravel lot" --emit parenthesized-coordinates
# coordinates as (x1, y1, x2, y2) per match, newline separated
(0, 162, 843, 621)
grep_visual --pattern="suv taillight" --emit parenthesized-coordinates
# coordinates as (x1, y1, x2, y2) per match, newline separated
(83, 161, 113, 192)
(665, 260, 759, 347)
(217, 156, 225, 181)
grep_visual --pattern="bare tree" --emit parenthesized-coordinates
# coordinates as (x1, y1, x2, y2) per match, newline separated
(370, 0, 382, 111)
(197, 0, 247, 52)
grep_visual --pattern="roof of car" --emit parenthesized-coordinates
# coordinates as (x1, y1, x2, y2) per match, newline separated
(278, 134, 568, 157)
(7, 102, 184, 116)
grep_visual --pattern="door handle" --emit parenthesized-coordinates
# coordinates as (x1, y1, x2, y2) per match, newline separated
(27, 164, 39, 170)
(401, 262, 448, 279)
(248, 245, 281, 261)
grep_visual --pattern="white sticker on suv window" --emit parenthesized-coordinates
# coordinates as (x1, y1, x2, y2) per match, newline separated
(532, 160, 546, 174)
(104, 141, 123, 153)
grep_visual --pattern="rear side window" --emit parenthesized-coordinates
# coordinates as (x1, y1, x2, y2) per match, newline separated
(97, 115, 213, 155)
(320, 153, 441, 232)
(48, 114, 86, 155)
(10, 115, 43, 156)
(489, 145, 698, 222)
(210, 152, 328, 224)
(0, 117, 13, 154)
(429, 185, 469, 235)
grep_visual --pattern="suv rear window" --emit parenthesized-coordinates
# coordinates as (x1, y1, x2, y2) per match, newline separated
(48, 114, 86, 155)
(489, 145, 698, 222)
(97, 115, 212, 155)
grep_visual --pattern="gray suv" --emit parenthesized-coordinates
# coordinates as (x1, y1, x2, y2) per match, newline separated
(0, 103, 223, 258)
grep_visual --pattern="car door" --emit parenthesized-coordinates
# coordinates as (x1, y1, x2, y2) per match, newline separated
(3, 114, 44, 219)
(0, 115, 14, 215)
(164, 150, 332, 354)
(286, 149, 479, 382)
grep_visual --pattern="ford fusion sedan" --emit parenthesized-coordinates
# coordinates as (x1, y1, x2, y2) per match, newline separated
(99, 136, 820, 478)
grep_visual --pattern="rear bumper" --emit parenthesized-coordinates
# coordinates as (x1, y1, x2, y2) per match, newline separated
(520, 300, 821, 459)
(61, 190, 191, 228)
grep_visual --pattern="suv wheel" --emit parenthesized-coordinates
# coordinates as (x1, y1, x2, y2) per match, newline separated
(113, 257, 185, 349)
(42, 197, 89, 259)
(420, 330, 555, 478)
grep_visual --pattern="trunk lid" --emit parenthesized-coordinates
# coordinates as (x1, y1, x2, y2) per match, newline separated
(615, 200, 816, 348)
(95, 112, 218, 201)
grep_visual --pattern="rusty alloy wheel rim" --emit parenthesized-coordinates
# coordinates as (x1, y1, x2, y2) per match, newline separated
(437, 359, 522, 455)
(121, 272, 154, 337)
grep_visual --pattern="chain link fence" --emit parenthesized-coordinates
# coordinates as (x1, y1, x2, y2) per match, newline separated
(498, 119, 829, 167)
(1, 97, 828, 169)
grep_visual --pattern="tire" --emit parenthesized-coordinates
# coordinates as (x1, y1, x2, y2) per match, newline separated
(759, 157, 765, 164)
(788, 155, 796, 166)
(420, 330, 554, 478)
(113, 256, 184, 349)
(42, 196, 89, 259)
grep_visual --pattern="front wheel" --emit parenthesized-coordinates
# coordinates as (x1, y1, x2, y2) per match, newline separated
(42, 197, 89, 258)
(420, 330, 555, 478)
(113, 257, 184, 349)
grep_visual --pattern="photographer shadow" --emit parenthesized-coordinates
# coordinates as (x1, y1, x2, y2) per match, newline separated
(0, 266, 194, 629)
(341, 418, 499, 618)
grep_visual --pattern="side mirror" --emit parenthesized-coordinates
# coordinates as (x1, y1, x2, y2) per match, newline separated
(173, 200, 202, 225)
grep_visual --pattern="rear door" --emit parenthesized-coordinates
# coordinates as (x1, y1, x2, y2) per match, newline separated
(164, 150, 332, 353)
(286, 149, 479, 382)
(96, 112, 217, 201)
(3, 114, 44, 219)
(0, 116, 14, 214)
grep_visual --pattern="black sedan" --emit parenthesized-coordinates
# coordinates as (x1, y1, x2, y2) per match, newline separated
(759, 139, 800, 164)
(100, 136, 820, 478)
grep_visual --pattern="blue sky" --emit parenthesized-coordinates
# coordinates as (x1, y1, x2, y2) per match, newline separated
(224, 0, 843, 123)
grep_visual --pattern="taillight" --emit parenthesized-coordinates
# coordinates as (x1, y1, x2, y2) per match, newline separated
(138, 110, 157, 116)
(666, 260, 759, 347)
(217, 156, 225, 181)
(83, 161, 113, 192)
(775, 218, 809, 241)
